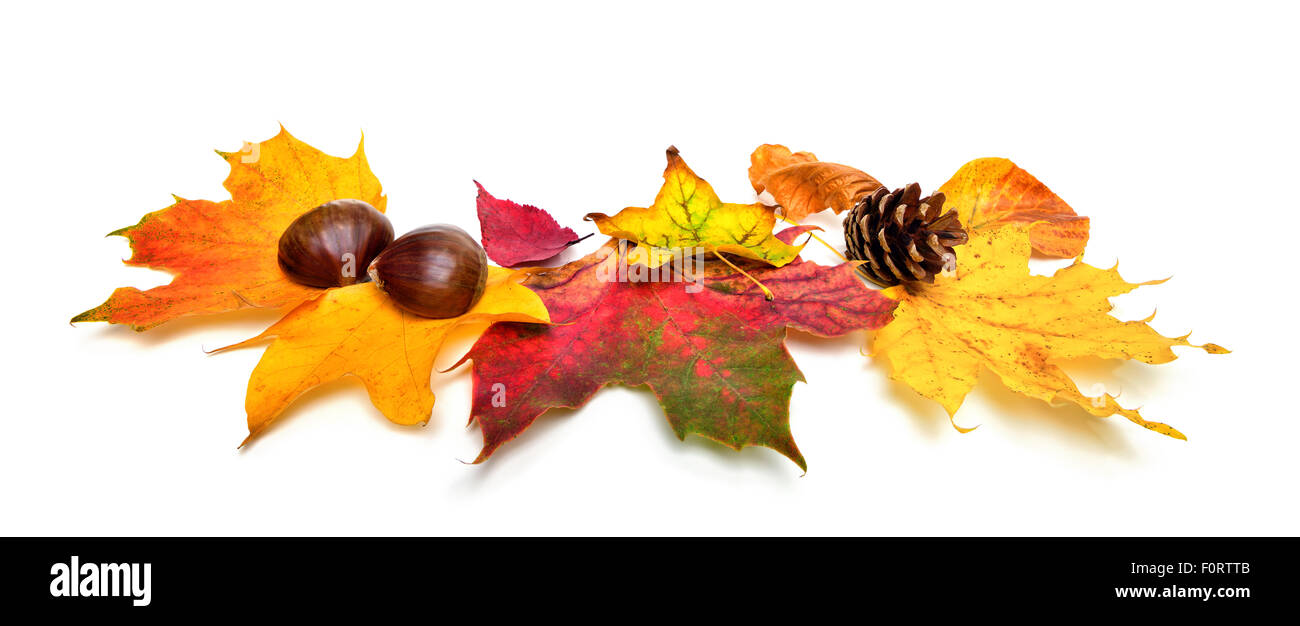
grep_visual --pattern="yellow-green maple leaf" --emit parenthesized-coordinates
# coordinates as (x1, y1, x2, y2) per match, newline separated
(585, 146, 804, 269)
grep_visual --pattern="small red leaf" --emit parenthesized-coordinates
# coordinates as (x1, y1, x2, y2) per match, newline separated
(475, 182, 586, 267)
(774, 224, 821, 245)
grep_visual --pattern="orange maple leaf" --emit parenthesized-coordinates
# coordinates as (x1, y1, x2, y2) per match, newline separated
(72, 127, 385, 330)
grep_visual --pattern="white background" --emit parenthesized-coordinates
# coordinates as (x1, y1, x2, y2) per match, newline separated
(2, 1, 1295, 536)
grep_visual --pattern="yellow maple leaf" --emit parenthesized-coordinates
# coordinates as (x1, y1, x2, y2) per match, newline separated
(215, 267, 550, 443)
(872, 225, 1226, 438)
(73, 127, 385, 330)
(585, 146, 805, 269)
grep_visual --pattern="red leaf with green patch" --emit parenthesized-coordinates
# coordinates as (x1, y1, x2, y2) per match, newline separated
(459, 229, 896, 469)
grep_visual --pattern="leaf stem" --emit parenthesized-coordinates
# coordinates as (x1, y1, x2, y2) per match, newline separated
(711, 248, 774, 301)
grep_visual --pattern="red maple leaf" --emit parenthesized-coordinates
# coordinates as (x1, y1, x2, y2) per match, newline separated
(458, 229, 897, 469)
(476, 182, 587, 267)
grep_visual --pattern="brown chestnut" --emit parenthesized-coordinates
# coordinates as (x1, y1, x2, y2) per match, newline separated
(278, 199, 394, 288)
(367, 224, 488, 319)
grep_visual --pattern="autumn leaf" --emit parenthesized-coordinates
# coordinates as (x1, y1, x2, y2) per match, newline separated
(72, 127, 385, 331)
(585, 146, 805, 269)
(476, 181, 587, 267)
(747, 144, 884, 221)
(458, 229, 897, 469)
(215, 267, 550, 443)
(938, 157, 1089, 257)
(872, 224, 1226, 438)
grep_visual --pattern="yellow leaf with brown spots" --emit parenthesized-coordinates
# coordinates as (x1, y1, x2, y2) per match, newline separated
(872, 225, 1226, 437)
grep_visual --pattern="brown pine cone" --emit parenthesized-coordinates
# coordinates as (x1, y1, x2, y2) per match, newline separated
(843, 183, 968, 286)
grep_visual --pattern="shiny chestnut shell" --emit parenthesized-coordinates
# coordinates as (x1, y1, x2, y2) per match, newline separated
(367, 224, 488, 319)
(277, 199, 394, 288)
